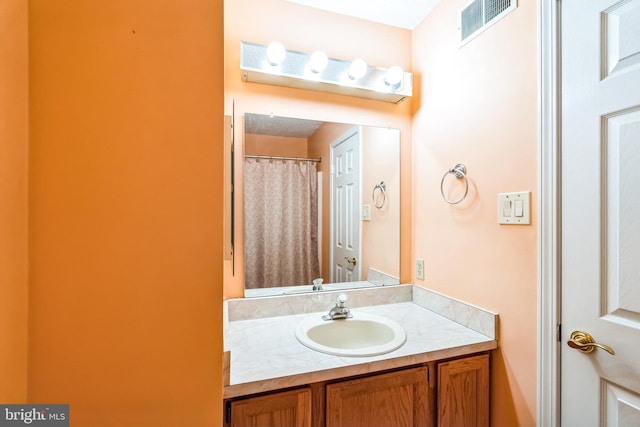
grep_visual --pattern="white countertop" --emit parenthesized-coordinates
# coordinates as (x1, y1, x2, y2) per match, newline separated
(224, 286, 498, 398)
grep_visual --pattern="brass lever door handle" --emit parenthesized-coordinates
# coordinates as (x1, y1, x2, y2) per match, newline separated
(345, 257, 357, 266)
(567, 331, 615, 355)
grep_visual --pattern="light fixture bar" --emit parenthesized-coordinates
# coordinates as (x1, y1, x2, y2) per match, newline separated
(240, 41, 412, 104)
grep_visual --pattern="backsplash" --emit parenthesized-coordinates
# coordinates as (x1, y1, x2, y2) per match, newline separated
(226, 285, 412, 322)
(412, 286, 497, 339)
(367, 267, 400, 286)
(225, 284, 497, 340)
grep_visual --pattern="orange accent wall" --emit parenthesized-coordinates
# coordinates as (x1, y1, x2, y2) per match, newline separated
(224, 0, 413, 298)
(412, 2, 538, 426)
(28, 1, 224, 425)
(0, 0, 29, 404)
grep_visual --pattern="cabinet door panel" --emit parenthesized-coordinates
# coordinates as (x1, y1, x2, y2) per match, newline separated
(438, 354, 489, 427)
(326, 366, 433, 427)
(230, 388, 312, 427)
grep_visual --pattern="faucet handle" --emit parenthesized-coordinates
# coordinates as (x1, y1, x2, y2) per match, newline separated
(337, 293, 348, 307)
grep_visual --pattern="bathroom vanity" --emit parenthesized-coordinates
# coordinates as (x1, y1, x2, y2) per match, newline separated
(223, 285, 497, 427)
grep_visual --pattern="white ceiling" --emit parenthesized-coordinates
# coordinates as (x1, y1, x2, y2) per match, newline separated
(286, 0, 441, 30)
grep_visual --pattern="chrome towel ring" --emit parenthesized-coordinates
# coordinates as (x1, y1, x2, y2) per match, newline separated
(440, 163, 468, 205)
(372, 181, 386, 209)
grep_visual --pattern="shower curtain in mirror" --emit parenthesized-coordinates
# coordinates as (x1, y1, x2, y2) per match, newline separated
(244, 159, 320, 289)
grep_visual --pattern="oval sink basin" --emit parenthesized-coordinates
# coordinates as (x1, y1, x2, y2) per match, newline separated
(295, 312, 406, 357)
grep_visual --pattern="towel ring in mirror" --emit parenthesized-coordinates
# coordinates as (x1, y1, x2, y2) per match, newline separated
(372, 181, 386, 209)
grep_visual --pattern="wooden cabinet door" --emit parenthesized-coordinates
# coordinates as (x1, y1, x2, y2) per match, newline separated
(326, 366, 433, 427)
(229, 388, 312, 427)
(437, 354, 489, 427)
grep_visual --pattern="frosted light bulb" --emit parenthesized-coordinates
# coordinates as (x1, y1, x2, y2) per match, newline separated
(309, 50, 329, 73)
(266, 42, 286, 66)
(348, 59, 367, 80)
(385, 66, 404, 86)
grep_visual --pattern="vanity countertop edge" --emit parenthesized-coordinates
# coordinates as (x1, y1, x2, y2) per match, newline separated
(223, 284, 498, 399)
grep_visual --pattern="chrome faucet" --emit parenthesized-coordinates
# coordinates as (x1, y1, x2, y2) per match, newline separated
(322, 294, 352, 321)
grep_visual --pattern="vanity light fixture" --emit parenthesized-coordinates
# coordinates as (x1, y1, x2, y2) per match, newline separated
(240, 41, 413, 104)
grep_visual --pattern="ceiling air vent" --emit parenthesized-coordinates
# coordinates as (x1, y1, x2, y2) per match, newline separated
(459, 0, 517, 45)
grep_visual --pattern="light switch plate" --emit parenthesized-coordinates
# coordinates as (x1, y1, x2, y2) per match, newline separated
(498, 191, 531, 224)
(362, 204, 371, 221)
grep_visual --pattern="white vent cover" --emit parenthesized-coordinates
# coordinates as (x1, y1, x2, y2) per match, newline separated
(459, 0, 517, 45)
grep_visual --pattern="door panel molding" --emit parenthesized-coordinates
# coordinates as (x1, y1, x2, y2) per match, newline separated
(603, 108, 640, 325)
(603, 379, 640, 426)
(602, 0, 640, 79)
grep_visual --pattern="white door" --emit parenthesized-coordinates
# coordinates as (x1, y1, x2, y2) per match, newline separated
(561, 0, 640, 425)
(330, 128, 361, 283)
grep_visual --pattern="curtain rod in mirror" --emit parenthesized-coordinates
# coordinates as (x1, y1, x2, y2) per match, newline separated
(244, 155, 321, 163)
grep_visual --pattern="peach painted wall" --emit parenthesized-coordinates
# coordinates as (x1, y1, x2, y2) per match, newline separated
(245, 134, 308, 157)
(412, 2, 538, 426)
(224, 0, 413, 297)
(361, 127, 400, 280)
(28, 1, 224, 425)
(0, 0, 28, 403)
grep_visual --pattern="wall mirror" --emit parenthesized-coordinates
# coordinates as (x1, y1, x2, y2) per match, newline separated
(243, 113, 400, 297)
